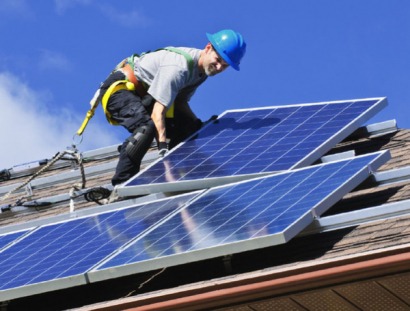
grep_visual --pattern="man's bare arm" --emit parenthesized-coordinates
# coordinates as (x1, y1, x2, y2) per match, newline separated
(151, 101, 167, 143)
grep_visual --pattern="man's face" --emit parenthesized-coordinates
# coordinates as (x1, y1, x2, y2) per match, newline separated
(203, 44, 229, 76)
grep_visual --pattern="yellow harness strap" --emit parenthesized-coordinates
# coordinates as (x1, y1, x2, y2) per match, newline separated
(76, 106, 97, 136)
(77, 47, 193, 135)
(76, 88, 101, 136)
(76, 80, 135, 135)
(166, 103, 175, 118)
(101, 80, 135, 125)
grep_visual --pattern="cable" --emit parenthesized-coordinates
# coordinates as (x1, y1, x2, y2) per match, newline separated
(1, 146, 88, 214)
(124, 267, 167, 298)
(83, 187, 112, 205)
(0, 150, 79, 203)
(0, 169, 11, 182)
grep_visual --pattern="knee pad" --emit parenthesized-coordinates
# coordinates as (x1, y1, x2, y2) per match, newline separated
(125, 123, 155, 164)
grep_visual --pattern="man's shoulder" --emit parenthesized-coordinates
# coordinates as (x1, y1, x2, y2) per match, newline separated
(155, 48, 200, 75)
(166, 47, 201, 61)
(173, 47, 201, 53)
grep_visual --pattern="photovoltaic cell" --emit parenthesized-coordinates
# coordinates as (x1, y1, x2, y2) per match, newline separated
(90, 151, 389, 281)
(0, 192, 198, 299)
(120, 98, 387, 196)
(0, 231, 29, 252)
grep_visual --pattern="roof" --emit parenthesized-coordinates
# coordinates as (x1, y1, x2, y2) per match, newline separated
(0, 120, 409, 310)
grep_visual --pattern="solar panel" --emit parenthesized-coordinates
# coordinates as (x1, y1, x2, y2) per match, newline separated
(118, 97, 387, 197)
(0, 192, 199, 301)
(0, 230, 30, 252)
(88, 150, 390, 283)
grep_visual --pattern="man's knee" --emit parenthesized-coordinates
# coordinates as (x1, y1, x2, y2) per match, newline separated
(125, 122, 155, 163)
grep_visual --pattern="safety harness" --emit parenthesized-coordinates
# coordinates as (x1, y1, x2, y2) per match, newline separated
(76, 48, 194, 136)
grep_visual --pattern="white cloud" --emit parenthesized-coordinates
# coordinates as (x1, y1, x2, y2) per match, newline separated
(53, 0, 151, 28)
(0, 0, 32, 18)
(0, 72, 120, 170)
(99, 5, 151, 28)
(38, 49, 71, 72)
(54, 0, 94, 14)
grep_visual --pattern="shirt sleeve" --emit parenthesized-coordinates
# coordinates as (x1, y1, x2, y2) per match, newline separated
(147, 56, 189, 108)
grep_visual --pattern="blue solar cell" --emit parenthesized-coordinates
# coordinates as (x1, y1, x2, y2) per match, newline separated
(0, 231, 28, 252)
(124, 98, 386, 190)
(95, 151, 388, 272)
(0, 193, 197, 292)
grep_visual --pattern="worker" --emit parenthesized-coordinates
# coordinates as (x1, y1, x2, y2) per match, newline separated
(98, 29, 246, 186)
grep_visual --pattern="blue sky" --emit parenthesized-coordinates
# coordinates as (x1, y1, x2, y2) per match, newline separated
(1, 0, 409, 169)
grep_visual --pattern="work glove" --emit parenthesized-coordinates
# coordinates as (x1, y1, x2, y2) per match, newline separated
(192, 115, 217, 132)
(158, 142, 169, 157)
(202, 115, 218, 127)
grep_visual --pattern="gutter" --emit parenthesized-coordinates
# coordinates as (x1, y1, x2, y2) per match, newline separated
(81, 246, 410, 311)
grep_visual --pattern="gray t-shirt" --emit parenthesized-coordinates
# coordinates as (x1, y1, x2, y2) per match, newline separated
(133, 47, 207, 108)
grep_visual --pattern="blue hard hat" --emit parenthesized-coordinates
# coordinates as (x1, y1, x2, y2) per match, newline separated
(206, 29, 246, 71)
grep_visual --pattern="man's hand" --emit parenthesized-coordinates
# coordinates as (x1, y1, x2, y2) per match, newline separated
(202, 115, 218, 127)
(158, 141, 169, 157)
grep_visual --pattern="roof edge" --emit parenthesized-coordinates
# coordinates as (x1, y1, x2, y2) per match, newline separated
(78, 244, 410, 311)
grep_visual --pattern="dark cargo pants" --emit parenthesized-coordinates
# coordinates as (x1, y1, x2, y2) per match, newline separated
(100, 71, 155, 186)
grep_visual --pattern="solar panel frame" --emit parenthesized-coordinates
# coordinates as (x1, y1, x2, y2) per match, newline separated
(117, 97, 387, 197)
(88, 150, 390, 284)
